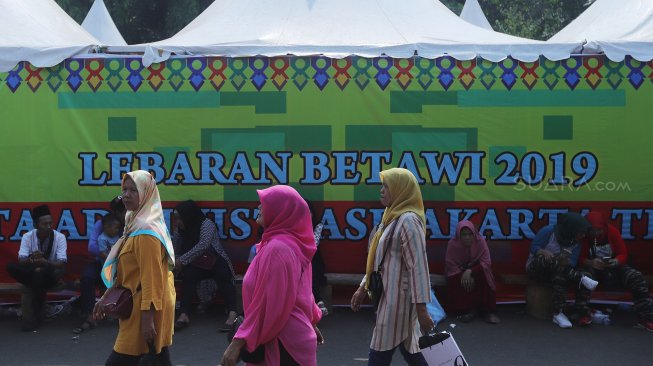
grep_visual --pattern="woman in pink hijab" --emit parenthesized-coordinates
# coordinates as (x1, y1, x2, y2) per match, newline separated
(221, 185, 323, 366)
(444, 220, 499, 324)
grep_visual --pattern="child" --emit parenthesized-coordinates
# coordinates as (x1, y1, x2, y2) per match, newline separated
(98, 214, 121, 260)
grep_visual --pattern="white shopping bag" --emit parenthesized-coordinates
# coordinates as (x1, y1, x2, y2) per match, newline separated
(419, 331, 468, 366)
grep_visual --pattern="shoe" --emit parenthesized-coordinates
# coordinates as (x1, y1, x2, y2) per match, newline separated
(577, 314, 592, 326)
(485, 313, 500, 324)
(635, 318, 653, 332)
(44, 304, 65, 319)
(174, 314, 190, 330)
(580, 275, 598, 291)
(72, 319, 97, 334)
(553, 312, 572, 328)
(219, 311, 238, 333)
(458, 312, 475, 323)
(317, 301, 329, 317)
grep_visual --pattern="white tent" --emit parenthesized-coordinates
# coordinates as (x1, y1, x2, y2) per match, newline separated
(549, 0, 653, 61)
(81, 0, 127, 46)
(0, 0, 100, 72)
(460, 0, 493, 30)
(109, 0, 580, 66)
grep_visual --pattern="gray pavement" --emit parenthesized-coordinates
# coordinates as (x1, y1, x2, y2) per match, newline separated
(0, 303, 651, 365)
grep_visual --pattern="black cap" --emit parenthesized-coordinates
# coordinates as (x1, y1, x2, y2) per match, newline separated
(31, 205, 51, 222)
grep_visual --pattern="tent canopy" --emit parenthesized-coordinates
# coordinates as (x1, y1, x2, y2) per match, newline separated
(81, 0, 127, 46)
(109, 0, 580, 65)
(460, 0, 493, 30)
(0, 0, 99, 72)
(549, 0, 653, 61)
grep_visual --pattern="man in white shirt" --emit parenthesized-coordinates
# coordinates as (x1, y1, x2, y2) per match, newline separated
(6, 205, 67, 331)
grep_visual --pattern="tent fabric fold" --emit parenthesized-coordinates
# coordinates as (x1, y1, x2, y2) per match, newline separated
(107, 0, 581, 66)
(81, 0, 127, 46)
(0, 0, 100, 72)
(549, 0, 653, 61)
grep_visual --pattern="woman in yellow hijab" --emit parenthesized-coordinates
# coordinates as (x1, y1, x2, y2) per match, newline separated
(350, 168, 434, 365)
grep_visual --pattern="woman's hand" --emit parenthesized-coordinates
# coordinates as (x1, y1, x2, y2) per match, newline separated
(221, 338, 245, 366)
(314, 325, 325, 345)
(350, 286, 366, 312)
(92, 295, 107, 321)
(416, 304, 435, 335)
(140, 308, 157, 344)
(460, 269, 474, 292)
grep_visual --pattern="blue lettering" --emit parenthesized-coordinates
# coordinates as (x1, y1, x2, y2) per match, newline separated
(538, 209, 568, 226)
(165, 152, 199, 184)
(332, 152, 361, 184)
(79, 153, 108, 185)
(257, 152, 292, 184)
(227, 153, 256, 184)
(205, 208, 228, 239)
(229, 208, 252, 240)
(479, 209, 507, 240)
(446, 208, 477, 238)
(107, 153, 134, 185)
(137, 153, 166, 184)
(197, 152, 229, 184)
(420, 152, 466, 185)
(425, 208, 446, 239)
(345, 208, 367, 240)
(0, 209, 9, 241)
(645, 209, 653, 240)
(506, 208, 534, 239)
(82, 209, 108, 240)
(361, 152, 391, 184)
(321, 208, 344, 240)
(11, 210, 33, 241)
(300, 152, 330, 184)
(397, 152, 425, 184)
(57, 209, 82, 240)
(612, 209, 643, 240)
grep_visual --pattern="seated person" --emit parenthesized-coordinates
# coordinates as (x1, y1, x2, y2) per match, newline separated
(581, 211, 653, 331)
(307, 200, 328, 316)
(172, 200, 238, 331)
(73, 196, 124, 334)
(526, 212, 597, 328)
(6, 205, 67, 331)
(445, 220, 499, 324)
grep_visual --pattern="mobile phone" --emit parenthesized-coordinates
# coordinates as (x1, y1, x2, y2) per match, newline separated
(602, 257, 611, 263)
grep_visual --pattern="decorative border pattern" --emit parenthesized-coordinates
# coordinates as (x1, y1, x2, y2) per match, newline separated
(1, 56, 652, 93)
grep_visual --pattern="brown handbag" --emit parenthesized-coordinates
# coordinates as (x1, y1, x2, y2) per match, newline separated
(99, 285, 140, 319)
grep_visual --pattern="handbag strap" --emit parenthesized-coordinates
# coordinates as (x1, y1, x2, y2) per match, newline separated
(377, 214, 403, 272)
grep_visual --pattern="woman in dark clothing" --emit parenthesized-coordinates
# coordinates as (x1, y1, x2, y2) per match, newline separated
(307, 201, 328, 316)
(172, 200, 238, 331)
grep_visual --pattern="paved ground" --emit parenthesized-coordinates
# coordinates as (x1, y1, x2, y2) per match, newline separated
(0, 302, 651, 365)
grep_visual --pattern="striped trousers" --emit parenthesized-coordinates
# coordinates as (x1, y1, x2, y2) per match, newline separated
(527, 255, 592, 313)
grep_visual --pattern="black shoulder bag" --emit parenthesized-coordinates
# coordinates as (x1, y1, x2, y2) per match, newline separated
(368, 216, 402, 309)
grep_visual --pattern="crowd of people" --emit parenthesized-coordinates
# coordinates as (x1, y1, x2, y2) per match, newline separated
(5, 168, 653, 365)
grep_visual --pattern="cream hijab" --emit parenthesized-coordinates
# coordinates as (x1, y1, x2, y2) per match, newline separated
(101, 170, 175, 288)
(365, 168, 425, 289)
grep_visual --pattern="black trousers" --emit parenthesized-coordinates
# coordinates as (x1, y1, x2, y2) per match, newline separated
(105, 347, 172, 366)
(179, 255, 237, 315)
(6, 262, 63, 319)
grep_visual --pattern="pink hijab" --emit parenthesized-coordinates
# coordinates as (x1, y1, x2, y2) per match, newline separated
(445, 220, 496, 291)
(235, 185, 321, 365)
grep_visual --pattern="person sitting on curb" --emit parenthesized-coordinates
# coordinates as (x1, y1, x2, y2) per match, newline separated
(6, 205, 67, 331)
(526, 212, 598, 329)
(445, 220, 500, 324)
(580, 211, 653, 331)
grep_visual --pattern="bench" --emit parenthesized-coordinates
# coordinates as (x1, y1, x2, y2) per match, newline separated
(500, 274, 653, 320)
(320, 273, 447, 309)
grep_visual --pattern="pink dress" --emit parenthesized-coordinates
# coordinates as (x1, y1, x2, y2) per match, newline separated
(234, 185, 322, 365)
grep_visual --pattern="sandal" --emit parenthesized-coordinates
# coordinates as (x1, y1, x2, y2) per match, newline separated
(175, 314, 190, 329)
(72, 319, 97, 334)
(458, 312, 475, 323)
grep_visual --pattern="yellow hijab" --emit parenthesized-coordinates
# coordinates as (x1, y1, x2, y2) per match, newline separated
(365, 168, 425, 289)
